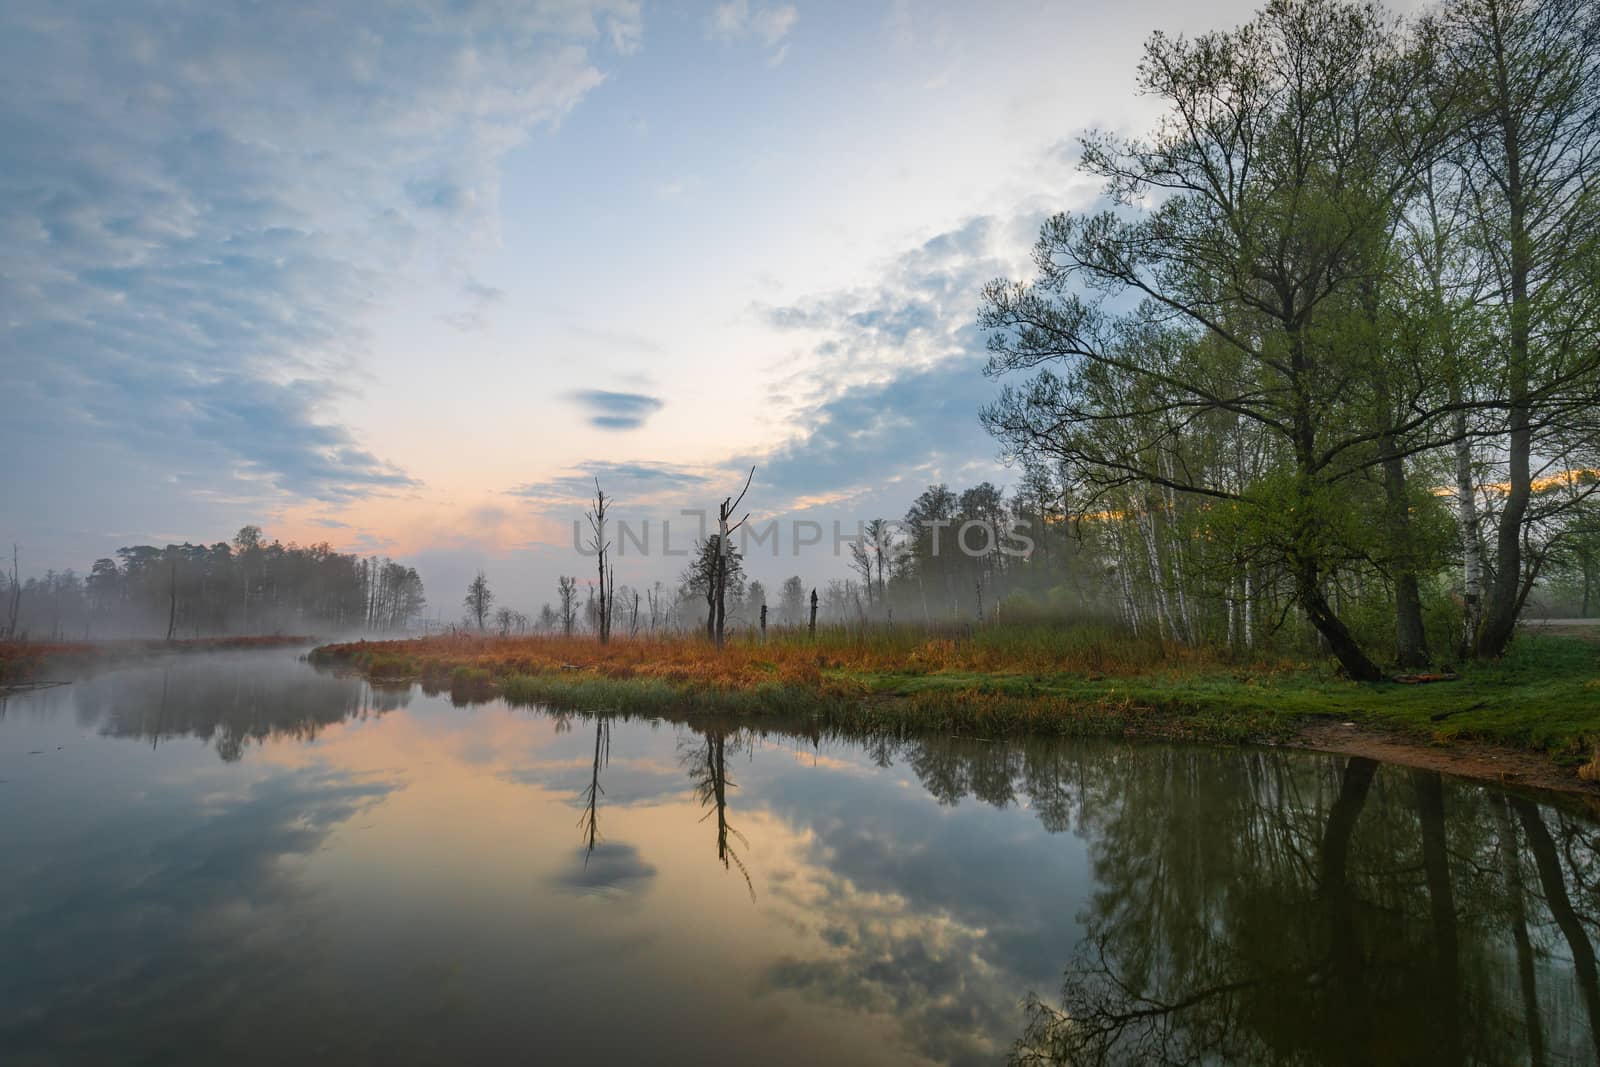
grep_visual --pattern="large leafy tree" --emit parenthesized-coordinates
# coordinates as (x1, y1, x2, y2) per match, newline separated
(1440, 0, 1600, 656)
(981, 0, 1460, 679)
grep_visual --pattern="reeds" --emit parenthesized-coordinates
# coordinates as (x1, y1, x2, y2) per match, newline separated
(310, 620, 1211, 692)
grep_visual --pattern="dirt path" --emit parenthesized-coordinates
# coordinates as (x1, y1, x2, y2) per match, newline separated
(1292, 719, 1599, 803)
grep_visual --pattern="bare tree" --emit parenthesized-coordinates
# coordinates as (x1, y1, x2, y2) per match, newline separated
(5, 545, 20, 639)
(645, 582, 661, 634)
(711, 467, 755, 649)
(165, 552, 177, 642)
(586, 478, 614, 644)
(849, 537, 874, 610)
(464, 571, 493, 631)
(557, 576, 578, 637)
(865, 518, 893, 608)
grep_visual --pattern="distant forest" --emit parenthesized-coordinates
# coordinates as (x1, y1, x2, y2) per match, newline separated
(0, 526, 425, 640)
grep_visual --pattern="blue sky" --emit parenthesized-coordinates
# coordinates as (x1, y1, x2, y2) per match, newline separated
(3, 0, 1291, 611)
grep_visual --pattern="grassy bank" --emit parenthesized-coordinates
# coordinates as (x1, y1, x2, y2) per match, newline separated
(310, 623, 1600, 777)
(0, 635, 316, 685)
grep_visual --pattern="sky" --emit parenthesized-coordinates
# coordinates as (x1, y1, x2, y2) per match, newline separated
(4, 0, 1299, 613)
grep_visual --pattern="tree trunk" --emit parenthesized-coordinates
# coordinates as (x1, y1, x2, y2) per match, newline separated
(1477, 97, 1532, 659)
(1513, 797, 1600, 1063)
(1242, 568, 1254, 650)
(166, 557, 178, 643)
(1414, 771, 1461, 1064)
(1494, 797, 1544, 1066)
(1321, 756, 1377, 1057)
(1375, 348, 1428, 668)
(1136, 503, 1175, 640)
(1295, 557, 1385, 682)
(597, 553, 608, 644)
(1384, 449, 1430, 668)
(1110, 519, 1140, 635)
(1453, 411, 1483, 653)
(1159, 455, 1193, 642)
(1287, 325, 1383, 681)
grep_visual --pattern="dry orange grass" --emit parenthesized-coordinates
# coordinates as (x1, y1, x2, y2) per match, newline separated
(314, 622, 1217, 691)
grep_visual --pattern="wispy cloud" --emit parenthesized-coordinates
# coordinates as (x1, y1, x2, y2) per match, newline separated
(709, 0, 798, 60)
(0, 0, 638, 551)
(730, 214, 1054, 513)
(758, 213, 1042, 409)
(442, 278, 507, 332)
(507, 460, 709, 505)
(565, 389, 666, 431)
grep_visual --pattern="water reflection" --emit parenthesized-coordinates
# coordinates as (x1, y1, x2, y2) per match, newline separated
(0, 652, 1595, 1066)
(14, 651, 392, 761)
(580, 718, 609, 862)
(1008, 750, 1600, 1066)
(685, 729, 756, 899)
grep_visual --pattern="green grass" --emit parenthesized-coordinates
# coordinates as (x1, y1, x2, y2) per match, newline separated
(831, 634, 1600, 762)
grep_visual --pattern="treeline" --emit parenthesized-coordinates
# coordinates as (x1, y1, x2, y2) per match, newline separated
(479, 481, 1102, 639)
(0, 526, 425, 640)
(973, 0, 1600, 677)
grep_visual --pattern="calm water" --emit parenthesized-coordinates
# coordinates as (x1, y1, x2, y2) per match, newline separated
(1, 649, 1597, 1066)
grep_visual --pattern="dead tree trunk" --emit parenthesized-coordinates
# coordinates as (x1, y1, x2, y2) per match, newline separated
(166, 555, 177, 643)
(587, 479, 613, 644)
(5, 545, 20, 639)
(713, 467, 755, 650)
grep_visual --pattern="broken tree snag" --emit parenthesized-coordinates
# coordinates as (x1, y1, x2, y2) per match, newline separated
(808, 588, 817, 637)
(586, 478, 613, 644)
(713, 466, 755, 651)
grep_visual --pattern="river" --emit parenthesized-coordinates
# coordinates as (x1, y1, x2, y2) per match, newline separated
(1, 647, 1596, 1065)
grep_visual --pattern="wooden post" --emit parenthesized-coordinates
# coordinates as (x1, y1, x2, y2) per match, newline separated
(759, 603, 767, 642)
(166, 555, 178, 643)
(808, 588, 818, 637)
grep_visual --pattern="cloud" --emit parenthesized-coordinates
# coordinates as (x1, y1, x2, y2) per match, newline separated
(507, 460, 710, 507)
(606, 1, 645, 55)
(759, 213, 1042, 395)
(550, 842, 658, 896)
(751, 358, 1005, 510)
(710, 0, 798, 58)
(735, 213, 1050, 512)
(442, 277, 507, 331)
(0, 759, 395, 1058)
(513, 214, 1041, 538)
(0, 0, 638, 558)
(565, 389, 666, 431)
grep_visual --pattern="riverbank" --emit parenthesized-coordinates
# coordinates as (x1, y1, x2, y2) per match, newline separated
(0, 635, 316, 686)
(309, 624, 1600, 794)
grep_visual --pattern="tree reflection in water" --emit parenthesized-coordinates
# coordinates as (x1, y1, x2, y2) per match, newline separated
(578, 718, 610, 862)
(71, 654, 384, 761)
(996, 748, 1600, 1066)
(683, 728, 755, 900)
